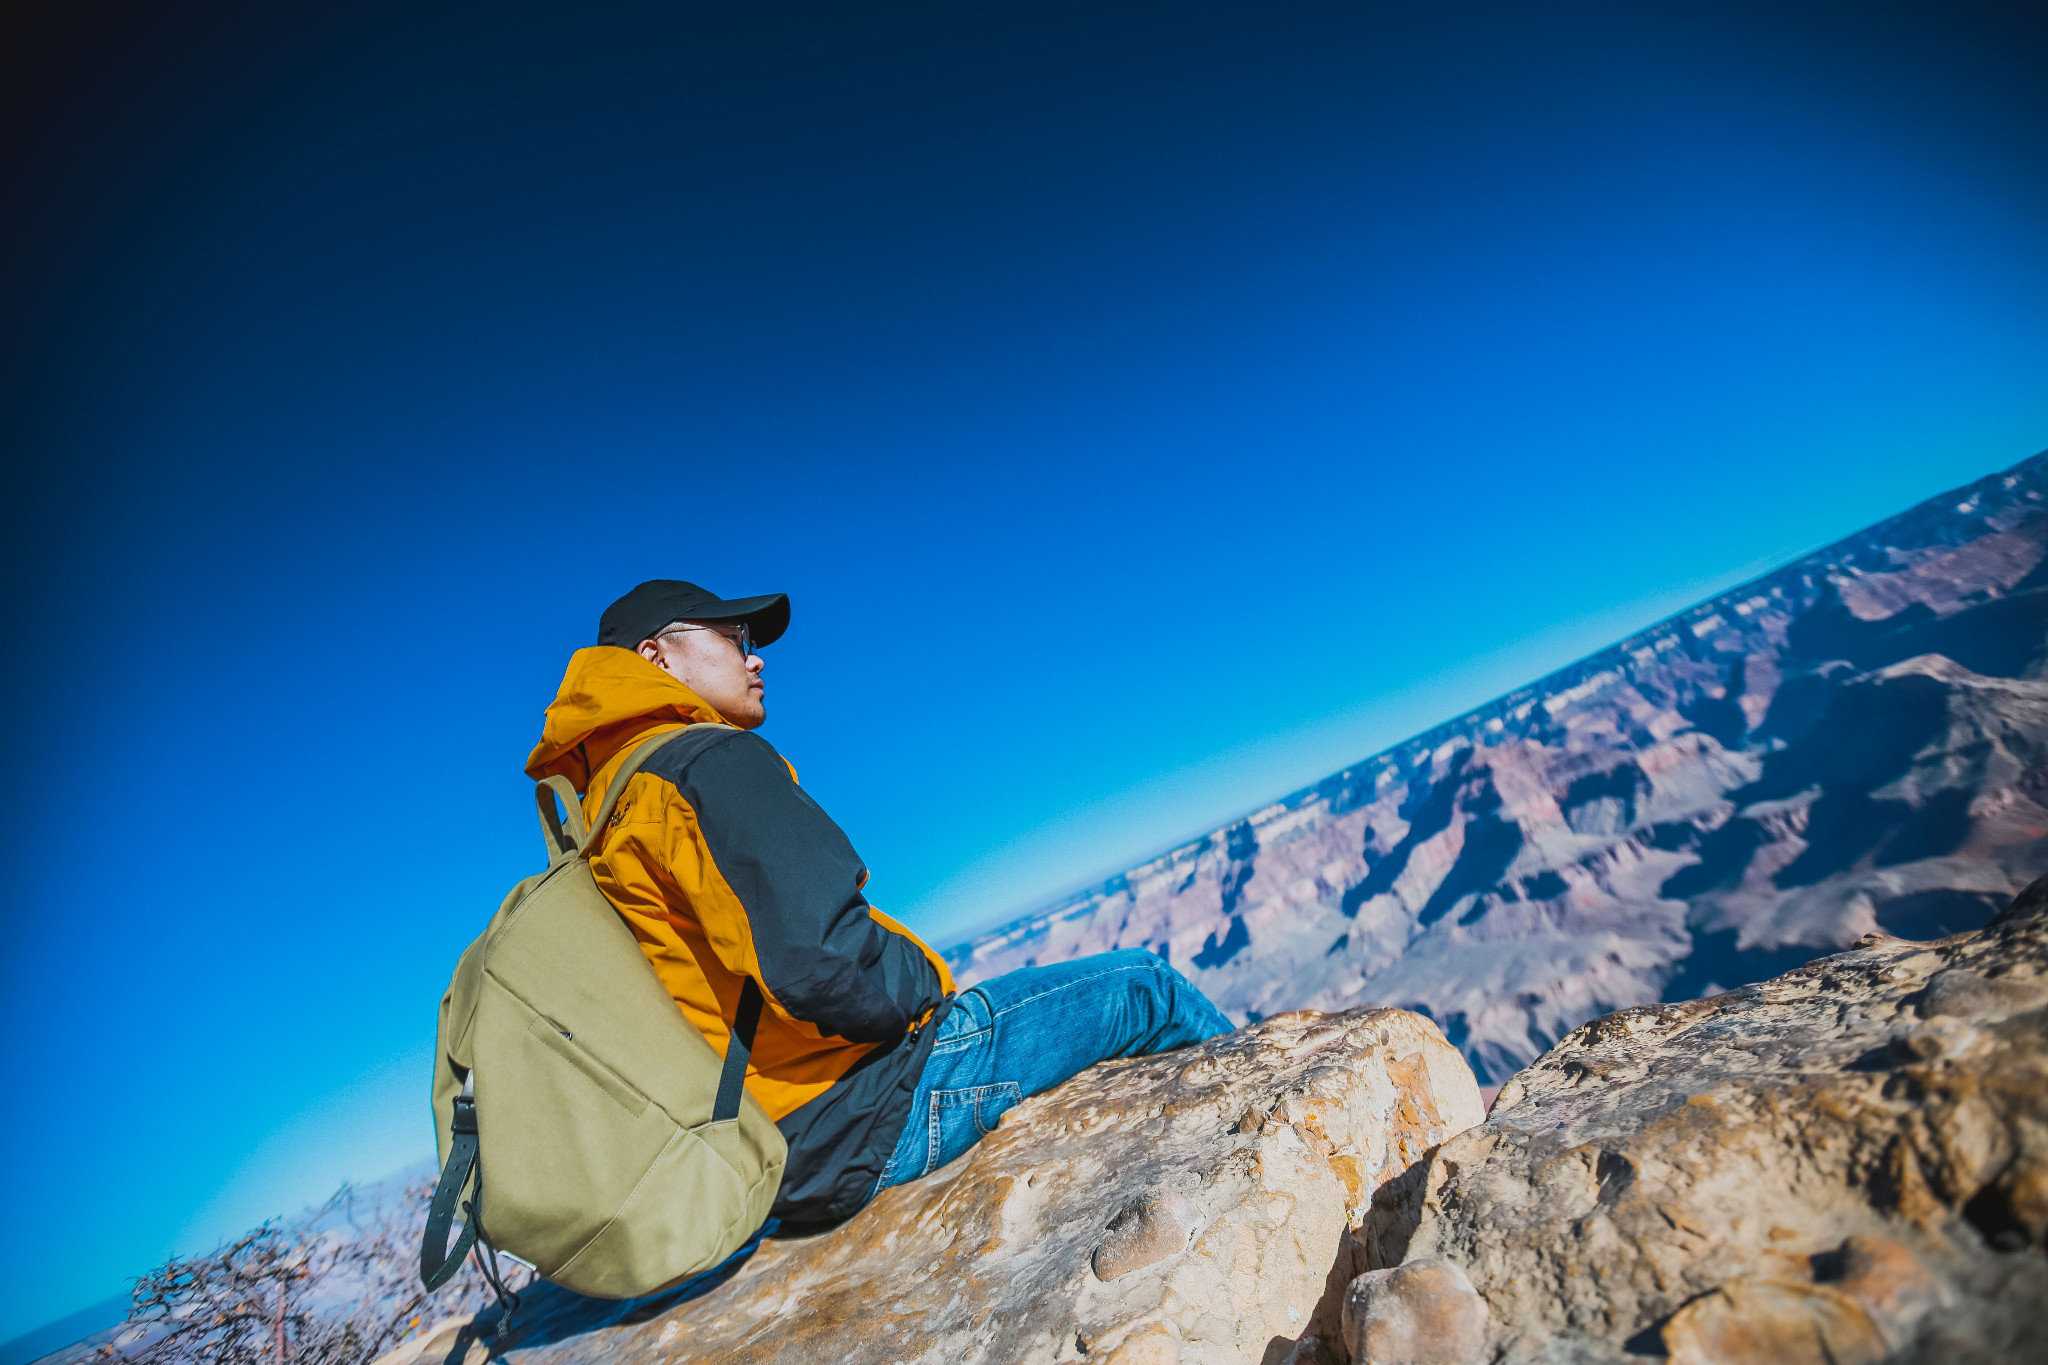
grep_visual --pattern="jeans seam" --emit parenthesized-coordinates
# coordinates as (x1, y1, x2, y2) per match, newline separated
(978, 1082, 1021, 1135)
(931, 992, 995, 1054)
(980, 959, 1169, 1021)
(932, 1083, 1011, 1103)
(926, 1084, 1019, 1162)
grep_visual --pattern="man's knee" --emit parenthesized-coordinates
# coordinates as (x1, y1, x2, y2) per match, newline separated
(1094, 950, 1232, 1043)
(1096, 946, 1174, 976)
(1111, 948, 1206, 999)
(1097, 949, 1187, 1003)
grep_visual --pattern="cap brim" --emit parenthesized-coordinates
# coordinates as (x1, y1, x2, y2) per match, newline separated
(685, 592, 790, 647)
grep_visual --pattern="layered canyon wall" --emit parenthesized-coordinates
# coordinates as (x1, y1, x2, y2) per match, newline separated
(949, 455, 2048, 1087)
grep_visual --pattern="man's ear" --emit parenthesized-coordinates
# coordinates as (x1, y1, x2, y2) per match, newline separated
(637, 640, 666, 669)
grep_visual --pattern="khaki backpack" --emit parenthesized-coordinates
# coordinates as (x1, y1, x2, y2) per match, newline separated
(420, 725, 787, 1300)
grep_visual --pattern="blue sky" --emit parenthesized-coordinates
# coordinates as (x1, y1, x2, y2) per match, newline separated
(3, 0, 2046, 1341)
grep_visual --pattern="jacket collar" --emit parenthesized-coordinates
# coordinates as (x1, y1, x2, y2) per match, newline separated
(524, 646, 728, 790)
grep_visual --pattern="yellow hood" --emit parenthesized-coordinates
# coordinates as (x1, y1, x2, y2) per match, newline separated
(524, 646, 729, 790)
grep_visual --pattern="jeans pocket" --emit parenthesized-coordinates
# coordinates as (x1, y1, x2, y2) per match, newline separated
(928, 1083, 1021, 1172)
(974, 1082, 1022, 1135)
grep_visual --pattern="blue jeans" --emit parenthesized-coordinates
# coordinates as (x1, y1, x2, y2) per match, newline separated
(873, 949, 1234, 1194)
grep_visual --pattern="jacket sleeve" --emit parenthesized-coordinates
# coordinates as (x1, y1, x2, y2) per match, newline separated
(680, 730, 943, 1043)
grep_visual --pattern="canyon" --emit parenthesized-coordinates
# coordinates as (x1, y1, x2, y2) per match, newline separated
(949, 455, 2048, 1091)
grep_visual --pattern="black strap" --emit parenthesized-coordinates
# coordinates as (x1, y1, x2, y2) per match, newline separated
(712, 978, 765, 1123)
(470, 1235, 522, 1327)
(420, 1087, 481, 1290)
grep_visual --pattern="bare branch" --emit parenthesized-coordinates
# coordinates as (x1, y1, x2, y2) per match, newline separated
(108, 1180, 531, 1365)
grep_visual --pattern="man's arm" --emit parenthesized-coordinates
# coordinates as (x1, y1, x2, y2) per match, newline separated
(676, 730, 942, 1042)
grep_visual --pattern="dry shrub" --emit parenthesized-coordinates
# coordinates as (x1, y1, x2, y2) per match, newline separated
(103, 1180, 529, 1365)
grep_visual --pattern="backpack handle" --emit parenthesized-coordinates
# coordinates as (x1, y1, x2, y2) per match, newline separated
(535, 776, 588, 857)
(534, 724, 734, 865)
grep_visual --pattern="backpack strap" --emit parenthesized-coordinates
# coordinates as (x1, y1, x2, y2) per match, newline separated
(420, 1073, 480, 1290)
(577, 723, 733, 857)
(419, 1073, 522, 1319)
(713, 978, 766, 1123)
(574, 723, 763, 1118)
(534, 776, 588, 857)
(532, 724, 735, 864)
(422, 722, 747, 1297)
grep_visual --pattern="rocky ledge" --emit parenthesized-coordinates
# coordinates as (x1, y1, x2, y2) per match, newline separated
(1363, 874, 2048, 1363)
(406, 1007, 1481, 1365)
(386, 878, 2046, 1365)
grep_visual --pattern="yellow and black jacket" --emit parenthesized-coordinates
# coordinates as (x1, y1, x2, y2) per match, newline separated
(525, 647, 955, 1228)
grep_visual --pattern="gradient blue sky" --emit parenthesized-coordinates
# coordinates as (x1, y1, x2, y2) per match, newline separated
(3, 0, 2046, 1341)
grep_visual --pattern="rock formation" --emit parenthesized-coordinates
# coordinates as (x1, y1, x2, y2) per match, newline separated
(1339, 1259, 1488, 1365)
(345, 885, 2047, 1365)
(400, 1008, 1484, 1365)
(951, 454, 2048, 1090)
(1360, 874, 2048, 1363)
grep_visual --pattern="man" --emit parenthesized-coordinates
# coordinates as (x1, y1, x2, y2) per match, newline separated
(524, 580, 1233, 1232)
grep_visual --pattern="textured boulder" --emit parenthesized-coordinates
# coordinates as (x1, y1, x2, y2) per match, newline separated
(458, 1007, 1482, 1365)
(1340, 1258, 1488, 1365)
(1363, 874, 2048, 1363)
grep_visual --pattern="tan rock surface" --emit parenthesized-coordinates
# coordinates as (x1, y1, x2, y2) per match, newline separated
(1363, 875, 2048, 1363)
(1340, 1258, 1488, 1365)
(1660, 1279, 1888, 1365)
(456, 1007, 1483, 1365)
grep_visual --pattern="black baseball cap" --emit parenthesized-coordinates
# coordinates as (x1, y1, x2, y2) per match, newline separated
(597, 580, 791, 650)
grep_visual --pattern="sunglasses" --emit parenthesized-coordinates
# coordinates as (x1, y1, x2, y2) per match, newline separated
(655, 621, 756, 659)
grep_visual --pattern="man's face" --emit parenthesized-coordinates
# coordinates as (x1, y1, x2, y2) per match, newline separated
(637, 620, 767, 729)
